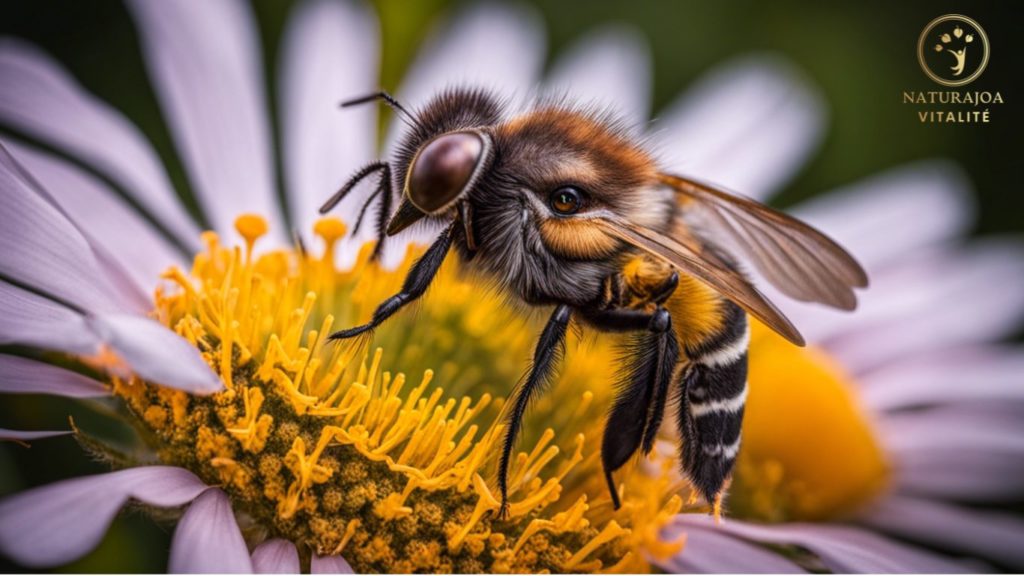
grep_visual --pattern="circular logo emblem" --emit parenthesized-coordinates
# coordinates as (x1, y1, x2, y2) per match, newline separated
(918, 14, 989, 87)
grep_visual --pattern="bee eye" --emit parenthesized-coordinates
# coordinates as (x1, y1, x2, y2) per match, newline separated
(549, 186, 584, 216)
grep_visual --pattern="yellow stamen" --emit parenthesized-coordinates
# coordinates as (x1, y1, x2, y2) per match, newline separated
(116, 214, 684, 573)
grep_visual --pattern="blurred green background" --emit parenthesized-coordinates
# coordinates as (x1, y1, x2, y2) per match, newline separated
(0, 0, 1021, 571)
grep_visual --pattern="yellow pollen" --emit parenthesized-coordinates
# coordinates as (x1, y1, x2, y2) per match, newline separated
(112, 214, 684, 573)
(729, 321, 889, 522)
(314, 217, 347, 246)
(235, 213, 269, 247)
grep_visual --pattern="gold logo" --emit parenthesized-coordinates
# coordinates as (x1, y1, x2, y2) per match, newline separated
(917, 14, 989, 87)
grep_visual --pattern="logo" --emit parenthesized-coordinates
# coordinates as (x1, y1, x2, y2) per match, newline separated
(917, 14, 989, 87)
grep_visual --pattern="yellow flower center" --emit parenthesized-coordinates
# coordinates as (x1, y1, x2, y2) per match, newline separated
(728, 322, 889, 522)
(113, 214, 684, 573)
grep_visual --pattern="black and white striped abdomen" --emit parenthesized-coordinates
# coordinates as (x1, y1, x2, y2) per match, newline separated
(676, 302, 749, 503)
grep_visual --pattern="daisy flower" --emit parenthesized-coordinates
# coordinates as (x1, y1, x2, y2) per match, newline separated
(0, 0, 1021, 573)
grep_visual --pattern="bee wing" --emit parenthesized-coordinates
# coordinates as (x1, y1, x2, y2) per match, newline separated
(594, 217, 805, 346)
(659, 173, 868, 311)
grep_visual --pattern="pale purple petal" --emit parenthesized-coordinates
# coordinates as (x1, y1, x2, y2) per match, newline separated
(825, 239, 1024, 372)
(545, 27, 651, 124)
(311, 553, 354, 574)
(0, 353, 108, 397)
(252, 539, 300, 573)
(793, 160, 974, 271)
(86, 314, 222, 395)
(654, 56, 824, 200)
(126, 0, 284, 245)
(676, 514, 982, 573)
(393, 2, 544, 128)
(8, 140, 185, 293)
(880, 409, 1024, 502)
(279, 0, 379, 260)
(0, 141, 125, 313)
(0, 39, 201, 250)
(0, 429, 69, 442)
(169, 489, 253, 574)
(859, 496, 1024, 569)
(860, 346, 1024, 410)
(0, 467, 207, 568)
(741, 161, 975, 343)
(0, 280, 98, 356)
(659, 520, 806, 573)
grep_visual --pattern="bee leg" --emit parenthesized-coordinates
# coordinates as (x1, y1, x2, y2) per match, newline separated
(498, 304, 572, 519)
(676, 306, 749, 506)
(370, 163, 393, 261)
(350, 186, 382, 235)
(328, 221, 456, 340)
(599, 307, 678, 510)
(319, 160, 387, 214)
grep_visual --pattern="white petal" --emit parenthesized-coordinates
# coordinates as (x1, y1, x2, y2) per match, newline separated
(279, 0, 379, 249)
(395, 3, 545, 113)
(7, 139, 185, 293)
(743, 161, 975, 343)
(0, 280, 98, 356)
(659, 520, 807, 573)
(654, 55, 824, 200)
(87, 314, 222, 395)
(859, 496, 1024, 569)
(0, 353, 108, 397)
(169, 489, 253, 574)
(125, 0, 284, 245)
(793, 160, 974, 271)
(311, 553, 354, 574)
(0, 429, 69, 442)
(676, 514, 982, 573)
(880, 409, 1024, 502)
(0, 467, 207, 568)
(826, 239, 1024, 372)
(0, 39, 201, 251)
(860, 346, 1024, 410)
(545, 27, 651, 124)
(252, 539, 300, 573)
(0, 142, 125, 313)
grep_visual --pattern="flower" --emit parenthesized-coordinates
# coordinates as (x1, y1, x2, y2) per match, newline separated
(1, 0, 1023, 574)
(0, 0, 687, 572)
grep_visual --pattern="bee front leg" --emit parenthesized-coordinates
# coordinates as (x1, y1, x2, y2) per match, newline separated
(370, 163, 393, 261)
(498, 304, 572, 519)
(328, 221, 455, 340)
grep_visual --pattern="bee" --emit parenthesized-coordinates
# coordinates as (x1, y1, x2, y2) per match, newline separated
(320, 87, 867, 517)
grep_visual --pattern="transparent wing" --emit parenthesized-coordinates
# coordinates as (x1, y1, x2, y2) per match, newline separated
(659, 173, 868, 310)
(594, 217, 805, 346)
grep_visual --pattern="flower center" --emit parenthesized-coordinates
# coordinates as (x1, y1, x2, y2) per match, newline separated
(728, 322, 889, 522)
(113, 214, 683, 573)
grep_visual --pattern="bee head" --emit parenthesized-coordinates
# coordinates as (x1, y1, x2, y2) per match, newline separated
(387, 131, 492, 235)
(486, 107, 672, 260)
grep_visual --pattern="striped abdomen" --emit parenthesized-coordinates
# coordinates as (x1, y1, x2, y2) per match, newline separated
(676, 301, 749, 503)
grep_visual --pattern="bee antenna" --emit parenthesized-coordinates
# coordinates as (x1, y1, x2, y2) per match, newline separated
(340, 90, 424, 131)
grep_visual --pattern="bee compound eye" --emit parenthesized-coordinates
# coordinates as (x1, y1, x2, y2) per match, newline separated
(549, 186, 584, 215)
(408, 132, 484, 214)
